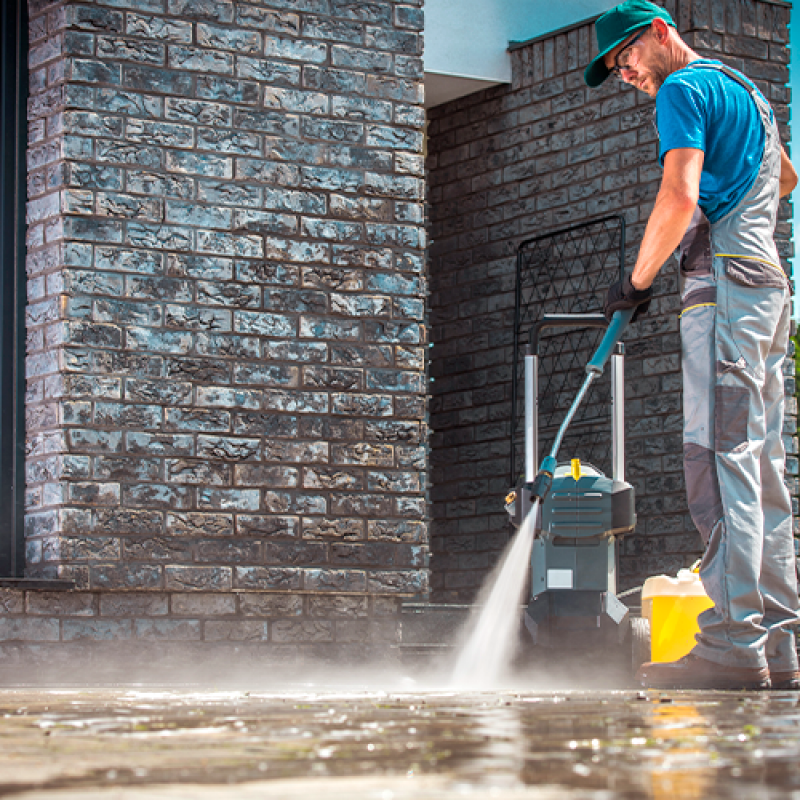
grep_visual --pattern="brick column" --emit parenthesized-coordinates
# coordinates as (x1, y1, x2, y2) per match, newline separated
(24, 0, 429, 616)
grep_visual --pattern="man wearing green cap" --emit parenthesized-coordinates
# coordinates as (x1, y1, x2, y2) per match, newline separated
(585, 0, 800, 690)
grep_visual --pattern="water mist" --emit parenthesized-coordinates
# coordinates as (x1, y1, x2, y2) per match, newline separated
(450, 502, 539, 689)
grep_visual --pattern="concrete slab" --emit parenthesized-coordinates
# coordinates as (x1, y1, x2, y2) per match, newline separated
(0, 684, 797, 798)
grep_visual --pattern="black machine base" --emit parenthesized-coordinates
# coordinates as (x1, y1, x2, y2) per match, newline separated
(524, 589, 630, 648)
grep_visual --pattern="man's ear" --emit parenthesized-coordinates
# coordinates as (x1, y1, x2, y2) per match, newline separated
(651, 18, 671, 43)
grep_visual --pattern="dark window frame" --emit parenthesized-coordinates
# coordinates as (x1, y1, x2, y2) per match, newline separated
(0, 0, 29, 577)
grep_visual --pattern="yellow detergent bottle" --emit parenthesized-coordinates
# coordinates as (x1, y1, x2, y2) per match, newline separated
(641, 563, 714, 663)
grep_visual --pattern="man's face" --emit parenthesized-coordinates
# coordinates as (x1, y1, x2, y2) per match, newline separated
(603, 23, 670, 97)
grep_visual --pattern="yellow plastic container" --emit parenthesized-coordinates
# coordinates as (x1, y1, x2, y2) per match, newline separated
(641, 568, 714, 663)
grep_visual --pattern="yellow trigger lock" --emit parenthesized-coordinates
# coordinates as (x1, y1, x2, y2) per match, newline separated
(571, 458, 582, 482)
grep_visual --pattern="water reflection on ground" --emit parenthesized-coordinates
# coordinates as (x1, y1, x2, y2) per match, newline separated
(1, 682, 800, 799)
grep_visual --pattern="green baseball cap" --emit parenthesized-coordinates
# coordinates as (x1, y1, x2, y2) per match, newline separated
(584, 0, 676, 87)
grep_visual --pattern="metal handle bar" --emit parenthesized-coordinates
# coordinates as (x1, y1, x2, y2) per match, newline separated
(527, 313, 608, 354)
(528, 308, 634, 501)
(550, 308, 633, 454)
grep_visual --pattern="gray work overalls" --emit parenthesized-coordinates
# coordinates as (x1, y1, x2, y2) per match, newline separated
(676, 62, 799, 670)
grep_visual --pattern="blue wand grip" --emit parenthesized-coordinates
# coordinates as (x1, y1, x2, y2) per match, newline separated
(586, 308, 634, 376)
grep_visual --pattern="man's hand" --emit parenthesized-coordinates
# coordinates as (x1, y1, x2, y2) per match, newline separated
(604, 274, 652, 322)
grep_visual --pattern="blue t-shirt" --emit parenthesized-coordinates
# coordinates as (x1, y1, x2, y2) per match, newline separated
(655, 59, 767, 223)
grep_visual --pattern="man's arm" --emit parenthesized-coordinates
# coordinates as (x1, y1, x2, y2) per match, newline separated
(630, 147, 704, 290)
(780, 145, 797, 198)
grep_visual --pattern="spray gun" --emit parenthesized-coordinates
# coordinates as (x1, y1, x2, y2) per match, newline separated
(525, 308, 634, 504)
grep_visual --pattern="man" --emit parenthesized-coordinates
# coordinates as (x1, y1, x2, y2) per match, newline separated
(585, 0, 800, 690)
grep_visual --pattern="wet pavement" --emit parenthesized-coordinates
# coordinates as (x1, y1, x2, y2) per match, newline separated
(1, 676, 800, 799)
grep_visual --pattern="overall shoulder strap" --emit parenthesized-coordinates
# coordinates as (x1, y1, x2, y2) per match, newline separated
(685, 62, 760, 99)
(684, 61, 773, 125)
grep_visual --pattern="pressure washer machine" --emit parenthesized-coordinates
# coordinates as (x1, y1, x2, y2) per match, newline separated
(505, 311, 646, 656)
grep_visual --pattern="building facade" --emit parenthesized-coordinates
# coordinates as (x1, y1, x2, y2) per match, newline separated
(0, 0, 428, 669)
(0, 0, 794, 666)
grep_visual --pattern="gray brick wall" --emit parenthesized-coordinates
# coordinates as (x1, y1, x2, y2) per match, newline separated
(24, 0, 429, 604)
(0, 586, 403, 674)
(426, 0, 795, 601)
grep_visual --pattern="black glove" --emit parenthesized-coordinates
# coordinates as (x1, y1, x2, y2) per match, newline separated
(604, 274, 652, 322)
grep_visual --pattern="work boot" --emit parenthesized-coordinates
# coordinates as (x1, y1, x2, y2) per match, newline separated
(770, 669, 800, 690)
(636, 653, 771, 690)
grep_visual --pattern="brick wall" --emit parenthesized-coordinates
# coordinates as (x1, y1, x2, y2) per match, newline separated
(426, 0, 795, 602)
(0, 585, 403, 672)
(23, 0, 429, 622)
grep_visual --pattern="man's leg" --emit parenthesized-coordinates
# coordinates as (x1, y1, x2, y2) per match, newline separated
(759, 292, 799, 674)
(679, 209, 722, 547)
(679, 207, 722, 545)
(637, 268, 770, 686)
(692, 272, 788, 669)
(681, 279, 721, 544)
(677, 270, 768, 668)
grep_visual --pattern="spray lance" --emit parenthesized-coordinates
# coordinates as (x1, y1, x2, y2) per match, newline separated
(526, 308, 635, 504)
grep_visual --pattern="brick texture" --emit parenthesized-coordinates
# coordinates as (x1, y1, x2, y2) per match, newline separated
(426, 0, 795, 601)
(0, 586, 403, 674)
(24, 0, 429, 605)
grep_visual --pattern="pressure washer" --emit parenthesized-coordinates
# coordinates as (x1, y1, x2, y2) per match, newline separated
(505, 308, 649, 661)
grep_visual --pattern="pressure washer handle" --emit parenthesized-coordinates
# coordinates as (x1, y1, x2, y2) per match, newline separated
(585, 308, 634, 375)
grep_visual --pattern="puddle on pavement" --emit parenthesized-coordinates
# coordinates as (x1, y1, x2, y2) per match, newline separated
(0, 683, 799, 799)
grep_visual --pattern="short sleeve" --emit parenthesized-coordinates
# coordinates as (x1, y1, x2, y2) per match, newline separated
(656, 80, 706, 165)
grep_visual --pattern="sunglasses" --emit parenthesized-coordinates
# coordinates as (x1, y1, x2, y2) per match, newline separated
(610, 26, 650, 79)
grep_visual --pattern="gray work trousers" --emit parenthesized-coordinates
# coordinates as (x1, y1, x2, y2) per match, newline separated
(681, 255, 798, 670)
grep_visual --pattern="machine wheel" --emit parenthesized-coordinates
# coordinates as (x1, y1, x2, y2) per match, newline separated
(631, 616, 651, 675)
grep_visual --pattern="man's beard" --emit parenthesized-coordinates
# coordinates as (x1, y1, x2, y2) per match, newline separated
(648, 52, 671, 92)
